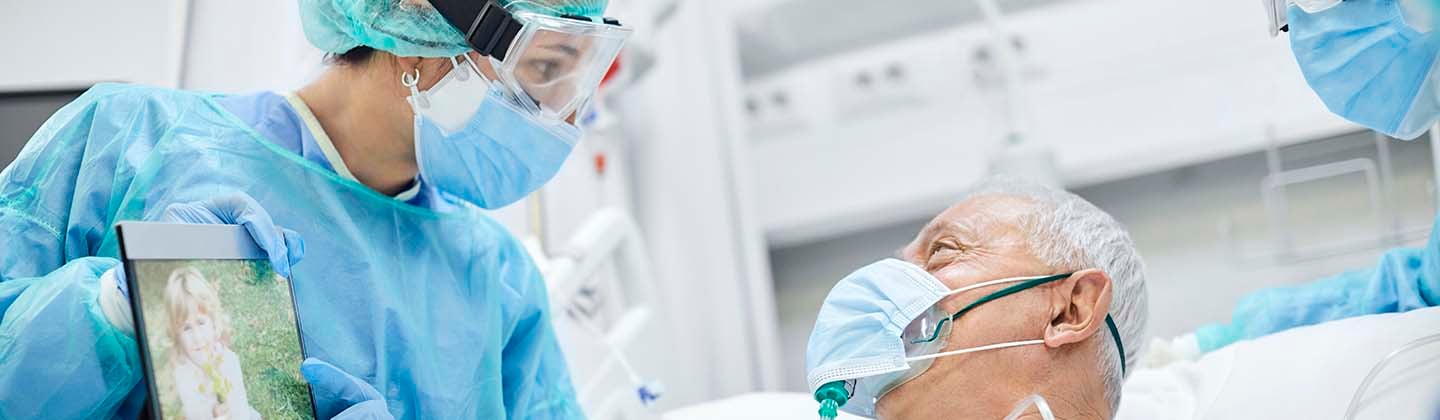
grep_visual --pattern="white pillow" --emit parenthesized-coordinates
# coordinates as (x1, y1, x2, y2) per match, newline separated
(1118, 307, 1440, 419)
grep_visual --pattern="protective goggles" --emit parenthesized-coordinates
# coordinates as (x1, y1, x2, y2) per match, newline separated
(431, 0, 632, 122)
(877, 273, 1128, 397)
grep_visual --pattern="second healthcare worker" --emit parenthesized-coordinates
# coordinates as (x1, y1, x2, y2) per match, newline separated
(1179, 0, 1440, 355)
(0, 0, 630, 418)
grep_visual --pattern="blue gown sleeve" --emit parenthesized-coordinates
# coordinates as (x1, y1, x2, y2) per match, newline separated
(0, 258, 144, 419)
(495, 236, 585, 419)
(1195, 215, 1440, 352)
(0, 84, 156, 419)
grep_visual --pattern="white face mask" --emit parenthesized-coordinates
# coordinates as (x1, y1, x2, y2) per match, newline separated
(1292, 0, 1342, 13)
(406, 56, 492, 135)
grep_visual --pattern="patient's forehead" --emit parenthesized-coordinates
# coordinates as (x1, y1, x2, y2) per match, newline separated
(902, 194, 1037, 264)
(928, 195, 1036, 238)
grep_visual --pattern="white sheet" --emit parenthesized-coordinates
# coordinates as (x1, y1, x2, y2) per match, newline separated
(1118, 307, 1440, 420)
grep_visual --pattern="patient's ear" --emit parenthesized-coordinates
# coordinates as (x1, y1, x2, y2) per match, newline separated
(1043, 269, 1112, 348)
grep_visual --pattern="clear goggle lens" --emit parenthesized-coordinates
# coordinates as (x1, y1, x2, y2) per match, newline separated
(497, 13, 630, 122)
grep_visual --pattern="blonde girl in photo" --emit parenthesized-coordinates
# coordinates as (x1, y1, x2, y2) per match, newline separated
(165, 267, 258, 420)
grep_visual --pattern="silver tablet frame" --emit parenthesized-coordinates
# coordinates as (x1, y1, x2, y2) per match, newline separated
(117, 222, 265, 260)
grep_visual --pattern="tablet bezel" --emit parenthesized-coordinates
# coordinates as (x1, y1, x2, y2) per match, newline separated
(116, 221, 315, 420)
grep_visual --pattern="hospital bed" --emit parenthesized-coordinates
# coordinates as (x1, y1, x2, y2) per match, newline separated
(536, 208, 1439, 420)
(662, 306, 1440, 420)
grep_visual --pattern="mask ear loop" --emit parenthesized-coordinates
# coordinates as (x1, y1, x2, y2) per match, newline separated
(460, 54, 495, 84)
(402, 68, 427, 109)
(449, 56, 471, 82)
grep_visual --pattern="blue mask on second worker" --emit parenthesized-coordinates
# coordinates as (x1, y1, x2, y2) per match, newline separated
(1287, 0, 1440, 140)
(408, 57, 580, 209)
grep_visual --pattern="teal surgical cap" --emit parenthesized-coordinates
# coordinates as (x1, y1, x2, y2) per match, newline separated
(299, 0, 610, 58)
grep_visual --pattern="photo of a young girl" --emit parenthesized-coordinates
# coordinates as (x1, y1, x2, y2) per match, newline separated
(131, 257, 311, 419)
(164, 267, 260, 420)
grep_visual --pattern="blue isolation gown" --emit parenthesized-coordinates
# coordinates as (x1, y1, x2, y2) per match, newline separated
(0, 84, 582, 419)
(1194, 216, 1440, 352)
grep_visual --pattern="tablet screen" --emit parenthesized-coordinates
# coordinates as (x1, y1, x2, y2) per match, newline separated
(129, 259, 314, 420)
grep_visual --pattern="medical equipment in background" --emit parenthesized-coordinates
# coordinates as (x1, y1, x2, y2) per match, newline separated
(1343, 332, 1440, 420)
(1218, 129, 1437, 265)
(593, 0, 681, 93)
(540, 208, 667, 419)
(504, 3, 689, 417)
(570, 0, 680, 146)
(972, 0, 1061, 187)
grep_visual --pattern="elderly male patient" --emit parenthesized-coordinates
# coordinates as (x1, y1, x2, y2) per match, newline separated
(805, 177, 1148, 420)
(799, 177, 1440, 420)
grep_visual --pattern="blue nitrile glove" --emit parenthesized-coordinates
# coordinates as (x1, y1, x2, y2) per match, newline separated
(302, 358, 394, 420)
(156, 192, 306, 278)
(100, 192, 305, 335)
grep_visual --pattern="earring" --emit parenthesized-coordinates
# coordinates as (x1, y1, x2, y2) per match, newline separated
(402, 68, 427, 109)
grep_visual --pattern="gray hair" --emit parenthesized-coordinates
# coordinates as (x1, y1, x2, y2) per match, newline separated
(964, 176, 1148, 415)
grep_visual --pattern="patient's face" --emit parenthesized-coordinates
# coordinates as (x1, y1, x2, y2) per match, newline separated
(877, 195, 1058, 418)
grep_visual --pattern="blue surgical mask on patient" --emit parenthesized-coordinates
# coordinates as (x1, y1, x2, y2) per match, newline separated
(1287, 0, 1440, 140)
(805, 259, 952, 418)
(407, 56, 580, 209)
(805, 259, 1126, 419)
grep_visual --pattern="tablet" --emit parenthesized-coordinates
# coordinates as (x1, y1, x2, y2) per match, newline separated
(117, 222, 316, 420)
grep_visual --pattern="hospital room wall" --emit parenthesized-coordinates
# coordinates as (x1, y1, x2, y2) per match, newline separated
(767, 131, 1438, 391)
(0, 1, 322, 93)
(613, 0, 787, 404)
(0, 2, 182, 91)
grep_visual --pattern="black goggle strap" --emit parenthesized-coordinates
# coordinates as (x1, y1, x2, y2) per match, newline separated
(430, 0, 522, 60)
(910, 272, 1127, 374)
(431, 0, 624, 61)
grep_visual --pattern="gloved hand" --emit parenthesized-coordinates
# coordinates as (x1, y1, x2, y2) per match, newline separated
(302, 358, 394, 420)
(98, 192, 305, 335)
(155, 192, 306, 277)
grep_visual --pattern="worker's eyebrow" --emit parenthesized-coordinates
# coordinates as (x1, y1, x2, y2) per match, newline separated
(541, 43, 582, 58)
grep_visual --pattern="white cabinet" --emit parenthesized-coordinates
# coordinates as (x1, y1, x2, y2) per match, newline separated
(0, 2, 185, 91)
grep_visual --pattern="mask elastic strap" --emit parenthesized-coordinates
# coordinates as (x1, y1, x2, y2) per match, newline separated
(449, 56, 471, 82)
(458, 54, 499, 85)
(911, 272, 1131, 373)
(912, 274, 1072, 345)
(953, 274, 1128, 374)
(941, 274, 1068, 297)
(905, 339, 1045, 363)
